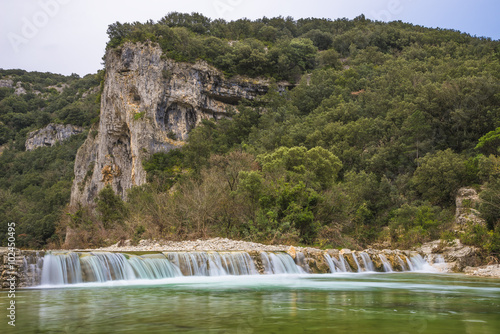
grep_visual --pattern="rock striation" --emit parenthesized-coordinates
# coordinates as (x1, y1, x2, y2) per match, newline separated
(71, 42, 288, 205)
(25, 123, 83, 151)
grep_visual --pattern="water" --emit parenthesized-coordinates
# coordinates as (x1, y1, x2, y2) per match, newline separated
(379, 254, 394, 272)
(2, 273, 499, 333)
(360, 252, 375, 271)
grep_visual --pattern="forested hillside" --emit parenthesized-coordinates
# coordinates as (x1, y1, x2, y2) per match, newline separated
(3, 13, 500, 255)
(0, 70, 101, 247)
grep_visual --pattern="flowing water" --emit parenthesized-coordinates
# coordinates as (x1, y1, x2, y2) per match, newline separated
(2, 273, 500, 333)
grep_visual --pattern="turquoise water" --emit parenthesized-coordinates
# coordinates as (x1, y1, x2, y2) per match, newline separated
(2, 272, 500, 333)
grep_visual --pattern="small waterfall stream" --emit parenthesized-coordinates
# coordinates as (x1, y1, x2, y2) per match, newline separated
(352, 253, 362, 272)
(378, 254, 394, 272)
(359, 252, 375, 271)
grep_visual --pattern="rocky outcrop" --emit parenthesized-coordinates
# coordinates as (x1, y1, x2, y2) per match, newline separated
(0, 248, 44, 289)
(417, 239, 482, 272)
(25, 123, 83, 151)
(464, 264, 500, 278)
(454, 187, 485, 230)
(0, 79, 14, 88)
(71, 42, 289, 205)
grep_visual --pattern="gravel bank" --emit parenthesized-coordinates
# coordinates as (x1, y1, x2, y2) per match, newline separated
(78, 237, 315, 253)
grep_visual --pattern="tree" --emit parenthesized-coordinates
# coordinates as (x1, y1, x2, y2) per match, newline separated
(479, 178, 500, 229)
(475, 127, 500, 156)
(95, 185, 128, 228)
(258, 146, 342, 189)
(412, 149, 468, 204)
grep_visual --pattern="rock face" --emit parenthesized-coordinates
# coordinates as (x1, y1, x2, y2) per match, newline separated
(0, 248, 44, 289)
(455, 187, 485, 229)
(25, 123, 83, 151)
(0, 79, 14, 88)
(417, 239, 482, 272)
(464, 264, 500, 278)
(71, 42, 286, 205)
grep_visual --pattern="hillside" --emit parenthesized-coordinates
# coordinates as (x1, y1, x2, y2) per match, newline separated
(0, 70, 101, 247)
(2, 13, 500, 257)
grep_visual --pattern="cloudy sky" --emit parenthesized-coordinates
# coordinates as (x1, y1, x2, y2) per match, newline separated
(1, 0, 499, 76)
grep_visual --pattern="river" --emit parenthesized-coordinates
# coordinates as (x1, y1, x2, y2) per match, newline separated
(2, 272, 499, 333)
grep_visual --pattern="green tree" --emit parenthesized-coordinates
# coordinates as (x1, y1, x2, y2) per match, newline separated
(258, 146, 342, 190)
(412, 149, 468, 204)
(95, 185, 128, 228)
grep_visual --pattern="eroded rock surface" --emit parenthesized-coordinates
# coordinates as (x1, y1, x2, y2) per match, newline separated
(71, 42, 288, 205)
(25, 123, 83, 151)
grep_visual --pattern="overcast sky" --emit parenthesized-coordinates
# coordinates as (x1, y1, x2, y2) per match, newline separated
(1, 0, 499, 76)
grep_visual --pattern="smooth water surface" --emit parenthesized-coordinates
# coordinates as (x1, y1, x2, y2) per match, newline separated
(2, 273, 500, 333)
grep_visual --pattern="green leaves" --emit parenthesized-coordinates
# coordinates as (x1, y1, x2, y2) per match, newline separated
(412, 149, 468, 205)
(258, 146, 342, 190)
(475, 127, 500, 156)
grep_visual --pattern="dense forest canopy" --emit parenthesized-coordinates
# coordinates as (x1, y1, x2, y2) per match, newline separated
(0, 70, 101, 247)
(1, 13, 499, 256)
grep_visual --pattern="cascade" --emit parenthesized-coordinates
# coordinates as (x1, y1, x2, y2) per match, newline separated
(359, 252, 375, 271)
(338, 254, 352, 272)
(396, 255, 408, 271)
(20, 249, 439, 287)
(378, 254, 394, 272)
(80, 252, 135, 282)
(294, 252, 311, 273)
(128, 254, 181, 279)
(406, 257, 415, 271)
(41, 252, 82, 285)
(324, 254, 338, 273)
(165, 251, 257, 276)
(261, 252, 302, 274)
(410, 254, 427, 270)
(352, 252, 362, 272)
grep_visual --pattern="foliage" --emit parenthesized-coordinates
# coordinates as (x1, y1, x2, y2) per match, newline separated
(479, 178, 500, 229)
(0, 133, 87, 248)
(0, 69, 101, 145)
(412, 150, 468, 205)
(95, 185, 129, 228)
(6, 14, 500, 252)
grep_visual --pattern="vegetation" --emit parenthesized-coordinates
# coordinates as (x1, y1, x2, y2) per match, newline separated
(0, 70, 101, 248)
(2, 14, 500, 256)
(102, 13, 499, 252)
(0, 69, 102, 146)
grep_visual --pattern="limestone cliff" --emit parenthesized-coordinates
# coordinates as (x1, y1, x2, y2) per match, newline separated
(25, 123, 83, 151)
(71, 42, 285, 205)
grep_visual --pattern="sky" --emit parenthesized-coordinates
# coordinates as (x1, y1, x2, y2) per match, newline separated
(1, 0, 499, 76)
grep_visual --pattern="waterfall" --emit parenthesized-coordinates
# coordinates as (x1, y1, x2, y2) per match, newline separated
(359, 252, 375, 271)
(324, 254, 337, 273)
(338, 254, 351, 272)
(295, 252, 311, 273)
(128, 254, 181, 279)
(25, 248, 443, 287)
(378, 254, 393, 272)
(261, 252, 301, 274)
(406, 257, 415, 271)
(41, 252, 82, 285)
(80, 252, 136, 282)
(352, 253, 362, 272)
(218, 252, 257, 275)
(396, 255, 407, 271)
(409, 254, 427, 271)
(165, 251, 257, 276)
